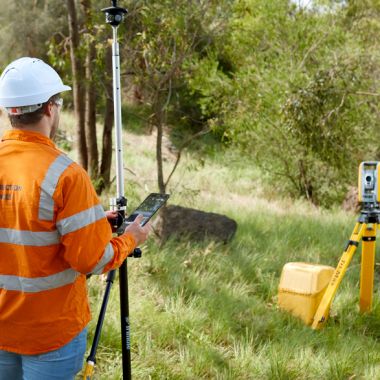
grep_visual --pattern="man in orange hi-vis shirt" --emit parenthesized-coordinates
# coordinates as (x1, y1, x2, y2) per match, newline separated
(0, 57, 151, 380)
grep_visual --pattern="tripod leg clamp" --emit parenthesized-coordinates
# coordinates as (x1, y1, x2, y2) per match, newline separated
(362, 236, 376, 242)
(132, 248, 142, 258)
(345, 240, 359, 251)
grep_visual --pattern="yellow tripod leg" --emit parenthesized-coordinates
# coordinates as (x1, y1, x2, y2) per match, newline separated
(359, 225, 376, 312)
(311, 222, 366, 330)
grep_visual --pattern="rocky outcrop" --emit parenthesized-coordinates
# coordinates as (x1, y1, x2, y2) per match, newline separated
(154, 205, 237, 243)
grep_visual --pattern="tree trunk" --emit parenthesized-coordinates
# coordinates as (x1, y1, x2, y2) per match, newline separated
(98, 45, 114, 194)
(67, 0, 87, 170)
(81, 0, 98, 179)
(85, 46, 98, 178)
(155, 104, 165, 194)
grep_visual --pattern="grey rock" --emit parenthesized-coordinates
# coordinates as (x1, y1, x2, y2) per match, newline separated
(154, 205, 237, 243)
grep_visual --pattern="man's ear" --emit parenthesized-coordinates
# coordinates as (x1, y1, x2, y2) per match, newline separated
(44, 102, 54, 117)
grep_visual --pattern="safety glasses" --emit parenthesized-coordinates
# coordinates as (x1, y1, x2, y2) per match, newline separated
(53, 98, 63, 109)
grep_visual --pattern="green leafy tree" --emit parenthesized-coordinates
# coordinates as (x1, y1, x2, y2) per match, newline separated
(197, 0, 380, 206)
(123, 0, 232, 193)
(0, 0, 67, 66)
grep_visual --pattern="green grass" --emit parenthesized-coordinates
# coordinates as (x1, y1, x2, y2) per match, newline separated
(82, 205, 380, 379)
(56, 115, 380, 379)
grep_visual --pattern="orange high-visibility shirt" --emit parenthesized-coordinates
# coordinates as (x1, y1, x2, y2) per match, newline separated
(0, 130, 136, 354)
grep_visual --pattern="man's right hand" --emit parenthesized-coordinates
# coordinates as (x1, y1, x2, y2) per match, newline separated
(123, 214, 152, 246)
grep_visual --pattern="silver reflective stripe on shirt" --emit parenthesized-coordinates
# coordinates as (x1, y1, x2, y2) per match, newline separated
(0, 228, 60, 246)
(39, 154, 73, 221)
(0, 269, 78, 293)
(56, 204, 106, 236)
(91, 243, 115, 275)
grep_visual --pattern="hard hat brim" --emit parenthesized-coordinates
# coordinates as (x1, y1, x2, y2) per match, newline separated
(0, 84, 71, 108)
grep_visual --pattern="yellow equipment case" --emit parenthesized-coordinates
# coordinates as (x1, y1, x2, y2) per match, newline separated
(278, 262, 334, 325)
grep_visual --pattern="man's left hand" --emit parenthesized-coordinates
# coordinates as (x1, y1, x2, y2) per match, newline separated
(105, 210, 118, 232)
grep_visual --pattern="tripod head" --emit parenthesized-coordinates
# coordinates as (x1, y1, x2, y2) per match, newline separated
(101, 0, 127, 27)
(358, 161, 380, 223)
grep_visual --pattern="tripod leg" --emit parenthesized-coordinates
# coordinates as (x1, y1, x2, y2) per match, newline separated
(311, 222, 366, 330)
(360, 225, 376, 312)
(119, 260, 132, 380)
(83, 270, 116, 379)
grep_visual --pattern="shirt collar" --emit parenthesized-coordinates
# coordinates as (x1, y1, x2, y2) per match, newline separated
(1, 129, 56, 148)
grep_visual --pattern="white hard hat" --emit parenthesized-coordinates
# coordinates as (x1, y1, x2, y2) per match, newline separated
(0, 57, 71, 112)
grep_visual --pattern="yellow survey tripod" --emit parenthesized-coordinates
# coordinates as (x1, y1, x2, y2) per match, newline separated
(312, 162, 380, 330)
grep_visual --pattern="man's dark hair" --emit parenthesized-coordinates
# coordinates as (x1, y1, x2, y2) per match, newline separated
(9, 94, 60, 127)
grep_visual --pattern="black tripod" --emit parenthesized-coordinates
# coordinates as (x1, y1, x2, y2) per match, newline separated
(84, 2, 140, 379)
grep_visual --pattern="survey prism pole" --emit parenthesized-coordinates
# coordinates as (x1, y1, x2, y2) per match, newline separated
(84, 2, 133, 379)
(102, 2, 132, 379)
(114, 17, 132, 375)
(112, 25, 125, 198)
